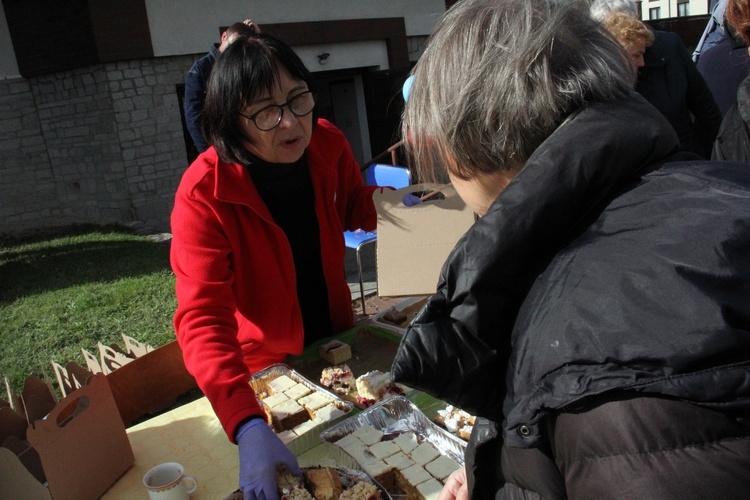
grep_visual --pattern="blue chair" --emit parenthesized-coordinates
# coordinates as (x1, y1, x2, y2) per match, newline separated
(345, 163, 411, 315)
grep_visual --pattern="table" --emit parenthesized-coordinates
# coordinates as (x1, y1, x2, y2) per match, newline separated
(102, 325, 449, 498)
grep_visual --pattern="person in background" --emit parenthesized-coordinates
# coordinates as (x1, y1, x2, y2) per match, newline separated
(693, 0, 729, 62)
(391, 0, 750, 498)
(713, 0, 750, 161)
(602, 11, 654, 81)
(591, 0, 723, 159)
(183, 20, 260, 155)
(697, 20, 750, 117)
(171, 33, 380, 500)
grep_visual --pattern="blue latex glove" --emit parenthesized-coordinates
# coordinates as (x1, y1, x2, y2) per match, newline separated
(237, 418, 301, 500)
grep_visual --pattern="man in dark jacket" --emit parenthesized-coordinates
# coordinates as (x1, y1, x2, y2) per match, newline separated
(183, 20, 259, 156)
(393, 0, 750, 498)
(637, 30, 723, 159)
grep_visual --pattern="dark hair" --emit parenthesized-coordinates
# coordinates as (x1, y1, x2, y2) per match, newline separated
(726, 0, 750, 46)
(202, 33, 317, 165)
(225, 22, 257, 39)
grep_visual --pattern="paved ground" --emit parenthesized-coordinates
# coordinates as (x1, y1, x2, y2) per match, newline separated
(344, 243, 404, 322)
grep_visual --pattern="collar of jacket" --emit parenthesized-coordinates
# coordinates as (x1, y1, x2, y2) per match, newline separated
(438, 92, 679, 344)
(211, 121, 336, 220)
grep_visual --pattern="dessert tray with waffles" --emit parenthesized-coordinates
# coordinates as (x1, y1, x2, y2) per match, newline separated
(320, 396, 466, 500)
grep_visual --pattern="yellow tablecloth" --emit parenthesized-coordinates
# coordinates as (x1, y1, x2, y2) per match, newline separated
(102, 325, 446, 498)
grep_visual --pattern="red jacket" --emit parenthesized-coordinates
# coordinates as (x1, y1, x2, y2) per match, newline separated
(171, 119, 377, 441)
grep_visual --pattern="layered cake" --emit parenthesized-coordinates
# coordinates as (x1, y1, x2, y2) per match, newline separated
(355, 371, 404, 407)
(333, 425, 461, 500)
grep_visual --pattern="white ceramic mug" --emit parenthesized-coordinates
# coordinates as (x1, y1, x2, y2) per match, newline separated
(143, 462, 198, 500)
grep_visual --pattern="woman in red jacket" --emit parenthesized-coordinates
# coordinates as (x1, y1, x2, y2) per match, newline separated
(170, 34, 378, 500)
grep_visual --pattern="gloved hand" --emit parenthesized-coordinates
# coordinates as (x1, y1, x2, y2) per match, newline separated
(237, 417, 301, 500)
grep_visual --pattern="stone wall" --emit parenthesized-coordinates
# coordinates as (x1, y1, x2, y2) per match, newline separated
(0, 54, 196, 238)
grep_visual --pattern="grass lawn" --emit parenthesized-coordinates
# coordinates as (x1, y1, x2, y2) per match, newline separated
(0, 225, 177, 397)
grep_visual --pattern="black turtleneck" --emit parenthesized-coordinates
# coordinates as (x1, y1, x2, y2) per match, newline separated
(244, 153, 333, 344)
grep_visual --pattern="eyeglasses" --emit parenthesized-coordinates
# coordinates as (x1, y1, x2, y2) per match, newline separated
(239, 91, 316, 131)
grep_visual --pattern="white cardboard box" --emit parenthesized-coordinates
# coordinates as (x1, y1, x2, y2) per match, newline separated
(374, 183, 475, 297)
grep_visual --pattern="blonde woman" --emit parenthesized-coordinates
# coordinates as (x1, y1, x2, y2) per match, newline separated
(603, 11, 654, 77)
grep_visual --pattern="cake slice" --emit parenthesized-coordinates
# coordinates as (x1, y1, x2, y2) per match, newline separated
(298, 391, 332, 412)
(339, 481, 381, 499)
(284, 382, 313, 400)
(355, 370, 404, 406)
(369, 440, 400, 460)
(269, 399, 310, 432)
(392, 431, 419, 454)
(276, 464, 311, 500)
(410, 442, 441, 466)
(417, 477, 443, 500)
(351, 424, 384, 446)
(312, 403, 345, 423)
(320, 364, 356, 395)
(303, 467, 343, 500)
(268, 374, 298, 394)
(425, 455, 461, 481)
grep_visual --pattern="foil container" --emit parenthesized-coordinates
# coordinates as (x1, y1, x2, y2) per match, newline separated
(250, 363, 354, 456)
(319, 395, 466, 465)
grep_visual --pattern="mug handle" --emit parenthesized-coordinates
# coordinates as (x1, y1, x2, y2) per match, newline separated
(183, 474, 198, 495)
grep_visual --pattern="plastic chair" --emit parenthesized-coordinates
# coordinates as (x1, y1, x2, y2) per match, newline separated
(345, 163, 411, 314)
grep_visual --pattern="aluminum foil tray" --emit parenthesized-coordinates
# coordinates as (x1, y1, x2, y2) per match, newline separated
(319, 395, 466, 465)
(222, 466, 392, 500)
(250, 363, 355, 456)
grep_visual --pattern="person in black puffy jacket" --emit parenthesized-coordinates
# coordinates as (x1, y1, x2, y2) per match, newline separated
(713, 0, 750, 163)
(392, 1, 750, 498)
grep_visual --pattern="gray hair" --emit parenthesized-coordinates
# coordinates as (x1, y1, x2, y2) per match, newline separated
(589, 0, 638, 21)
(402, 0, 633, 183)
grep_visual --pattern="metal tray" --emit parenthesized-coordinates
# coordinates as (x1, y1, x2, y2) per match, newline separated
(319, 395, 466, 466)
(250, 363, 355, 456)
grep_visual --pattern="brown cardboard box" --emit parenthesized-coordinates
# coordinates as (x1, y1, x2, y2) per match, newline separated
(0, 373, 135, 500)
(374, 183, 475, 297)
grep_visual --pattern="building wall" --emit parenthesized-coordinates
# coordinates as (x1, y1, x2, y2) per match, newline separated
(639, 0, 710, 19)
(0, 56, 194, 236)
(0, 1, 444, 237)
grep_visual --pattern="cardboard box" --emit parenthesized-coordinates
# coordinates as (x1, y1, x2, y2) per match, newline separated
(374, 183, 475, 297)
(0, 373, 135, 500)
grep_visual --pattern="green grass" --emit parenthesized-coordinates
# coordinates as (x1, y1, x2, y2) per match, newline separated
(0, 225, 177, 397)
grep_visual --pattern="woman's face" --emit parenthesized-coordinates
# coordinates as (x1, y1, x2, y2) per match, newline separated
(239, 65, 313, 164)
(625, 41, 646, 70)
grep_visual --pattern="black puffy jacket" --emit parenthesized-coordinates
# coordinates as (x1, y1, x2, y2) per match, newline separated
(713, 75, 750, 163)
(391, 93, 750, 491)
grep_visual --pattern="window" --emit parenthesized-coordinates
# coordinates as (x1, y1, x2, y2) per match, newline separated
(649, 7, 661, 20)
(677, 2, 689, 16)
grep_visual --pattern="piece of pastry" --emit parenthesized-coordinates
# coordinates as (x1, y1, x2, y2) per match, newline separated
(302, 467, 344, 500)
(269, 399, 309, 432)
(268, 374, 298, 394)
(320, 364, 356, 395)
(410, 442, 441, 466)
(339, 481, 381, 499)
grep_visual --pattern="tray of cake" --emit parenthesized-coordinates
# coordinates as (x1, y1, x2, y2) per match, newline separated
(369, 296, 430, 335)
(250, 363, 355, 456)
(320, 396, 466, 500)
